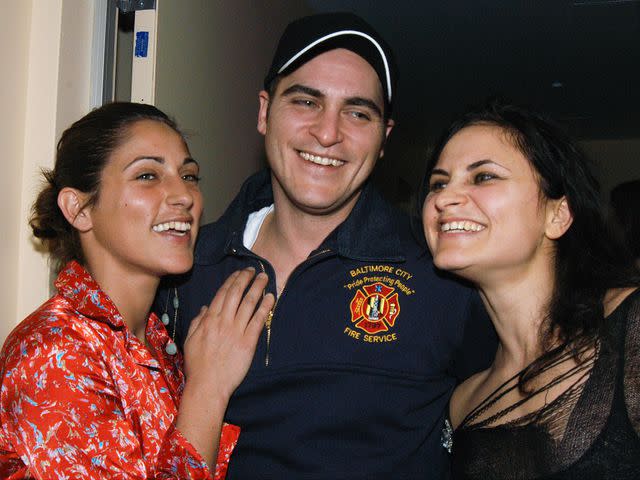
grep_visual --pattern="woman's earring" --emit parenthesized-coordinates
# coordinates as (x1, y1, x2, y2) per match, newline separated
(162, 288, 179, 355)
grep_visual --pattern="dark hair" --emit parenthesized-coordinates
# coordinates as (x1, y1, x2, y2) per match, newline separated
(610, 179, 640, 258)
(30, 102, 185, 272)
(416, 101, 640, 388)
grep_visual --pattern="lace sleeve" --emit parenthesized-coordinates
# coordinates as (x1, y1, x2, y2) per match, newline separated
(623, 289, 640, 436)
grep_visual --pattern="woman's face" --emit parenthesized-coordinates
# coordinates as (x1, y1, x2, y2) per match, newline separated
(422, 124, 558, 284)
(83, 119, 203, 279)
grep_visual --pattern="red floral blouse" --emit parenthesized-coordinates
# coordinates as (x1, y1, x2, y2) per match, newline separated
(0, 261, 239, 479)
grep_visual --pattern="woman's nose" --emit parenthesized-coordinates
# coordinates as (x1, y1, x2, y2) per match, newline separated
(432, 184, 468, 211)
(166, 176, 195, 208)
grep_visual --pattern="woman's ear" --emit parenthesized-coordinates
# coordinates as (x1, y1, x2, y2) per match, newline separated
(545, 196, 573, 240)
(57, 188, 93, 232)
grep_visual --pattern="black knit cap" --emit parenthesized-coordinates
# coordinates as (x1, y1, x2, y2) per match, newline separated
(264, 12, 398, 114)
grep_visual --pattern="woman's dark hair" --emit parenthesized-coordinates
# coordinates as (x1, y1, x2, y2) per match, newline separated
(416, 101, 640, 388)
(30, 102, 185, 272)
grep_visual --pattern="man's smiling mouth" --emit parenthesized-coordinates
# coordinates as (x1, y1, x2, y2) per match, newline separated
(299, 151, 345, 167)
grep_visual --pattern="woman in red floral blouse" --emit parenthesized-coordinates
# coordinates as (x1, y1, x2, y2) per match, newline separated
(0, 102, 275, 479)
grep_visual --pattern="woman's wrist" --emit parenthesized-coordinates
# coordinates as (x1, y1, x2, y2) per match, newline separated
(176, 381, 231, 468)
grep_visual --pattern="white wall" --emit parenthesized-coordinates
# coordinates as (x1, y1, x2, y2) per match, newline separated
(1, 0, 95, 344)
(154, 1, 312, 222)
(0, 1, 32, 343)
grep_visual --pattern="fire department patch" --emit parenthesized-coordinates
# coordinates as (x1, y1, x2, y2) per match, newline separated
(349, 282, 400, 334)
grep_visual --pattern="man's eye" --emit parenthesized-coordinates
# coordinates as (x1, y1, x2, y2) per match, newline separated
(293, 99, 317, 108)
(348, 110, 371, 121)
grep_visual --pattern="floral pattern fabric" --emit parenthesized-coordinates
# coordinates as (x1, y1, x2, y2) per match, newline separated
(0, 261, 239, 479)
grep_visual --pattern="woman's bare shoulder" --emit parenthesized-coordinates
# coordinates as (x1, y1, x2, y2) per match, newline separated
(604, 286, 639, 317)
(450, 368, 492, 429)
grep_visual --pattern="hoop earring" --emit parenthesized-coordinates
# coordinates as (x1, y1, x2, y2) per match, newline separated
(161, 287, 179, 355)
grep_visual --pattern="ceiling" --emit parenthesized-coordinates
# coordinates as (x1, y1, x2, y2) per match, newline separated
(306, 0, 640, 143)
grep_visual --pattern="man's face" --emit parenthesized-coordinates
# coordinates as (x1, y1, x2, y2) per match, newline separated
(257, 48, 394, 218)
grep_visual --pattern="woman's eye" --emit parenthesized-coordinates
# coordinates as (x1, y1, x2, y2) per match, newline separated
(474, 172, 497, 184)
(429, 180, 447, 192)
(182, 174, 201, 183)
(136, 172, 156, 181)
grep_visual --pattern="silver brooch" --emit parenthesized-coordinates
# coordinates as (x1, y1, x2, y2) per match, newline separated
(441, 418, 453, 454)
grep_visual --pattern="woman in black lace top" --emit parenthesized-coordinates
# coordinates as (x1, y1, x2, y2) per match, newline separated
(419, 102, 640, 479)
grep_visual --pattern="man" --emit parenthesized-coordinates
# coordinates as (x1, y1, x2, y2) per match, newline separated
(158, 12, 495, 478)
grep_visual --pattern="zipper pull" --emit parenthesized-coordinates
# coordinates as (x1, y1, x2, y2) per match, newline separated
(265, 309, 273, 366)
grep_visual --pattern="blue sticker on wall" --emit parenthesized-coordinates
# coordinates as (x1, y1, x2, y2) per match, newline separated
(135, 31, 149, 57)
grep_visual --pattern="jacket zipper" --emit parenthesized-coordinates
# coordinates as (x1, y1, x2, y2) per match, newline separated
(260, 248, 331, 366)
(256, 260, 272, 366)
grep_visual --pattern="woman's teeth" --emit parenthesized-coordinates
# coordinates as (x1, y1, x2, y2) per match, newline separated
(152, 221, 191, 233)
(441, 221, 485, 232)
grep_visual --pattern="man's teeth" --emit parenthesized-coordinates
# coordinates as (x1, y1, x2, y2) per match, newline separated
(441, 221, 485, 232)
(152, 221, 191, 233)
(299, 151, 344, 167)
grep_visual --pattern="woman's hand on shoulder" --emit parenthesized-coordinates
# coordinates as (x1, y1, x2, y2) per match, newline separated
(182, 268, 275, 399)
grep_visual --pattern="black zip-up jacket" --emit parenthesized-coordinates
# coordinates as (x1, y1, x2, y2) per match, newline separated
(156, 169, 496, 479)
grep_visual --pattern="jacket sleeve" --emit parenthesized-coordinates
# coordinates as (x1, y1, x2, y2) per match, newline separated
(154, 423, 240, 479)
(0, 326, 238, 480)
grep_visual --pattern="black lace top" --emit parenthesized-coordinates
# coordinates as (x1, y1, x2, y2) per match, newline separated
(445, 289, 640, 479)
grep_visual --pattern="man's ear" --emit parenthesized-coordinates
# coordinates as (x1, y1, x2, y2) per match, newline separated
(57, 187, 93, 232)
(379, 118, 395, 159)
(545, 196, 573, 240)
(257, 90, 270, 136)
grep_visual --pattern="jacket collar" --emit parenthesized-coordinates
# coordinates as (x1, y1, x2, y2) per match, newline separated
(56, 261, 127, 329)
(55, 261, 166, 370)
(195, 169, 405, 264)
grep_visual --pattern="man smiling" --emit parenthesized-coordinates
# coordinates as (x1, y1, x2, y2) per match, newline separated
(159, 12, 496, 478)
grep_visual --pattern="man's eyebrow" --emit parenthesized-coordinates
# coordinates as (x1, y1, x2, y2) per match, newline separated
(345, 97, 382, 119)
(281, 84, 323, 98)
(281, 84, 383, 118)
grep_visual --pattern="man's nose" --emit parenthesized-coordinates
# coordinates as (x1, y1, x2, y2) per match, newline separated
(309, 109, 343, 147)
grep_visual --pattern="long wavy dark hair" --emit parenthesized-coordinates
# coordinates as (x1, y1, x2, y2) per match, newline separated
(416, 101, 640, 388)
